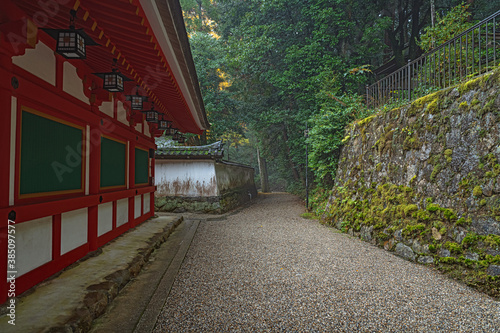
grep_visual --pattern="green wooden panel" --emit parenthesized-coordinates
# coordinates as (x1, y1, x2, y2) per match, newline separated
(20, 110, 83, 195)
(100, 137, 126, 188)
(135, 148, 149, 184)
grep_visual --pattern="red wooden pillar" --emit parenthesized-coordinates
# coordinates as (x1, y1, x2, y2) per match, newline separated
(0, 47, 13, 305)
(88, 123, 100, 251)
(52, 214, 62, 261)
(150, 153, 155, 215)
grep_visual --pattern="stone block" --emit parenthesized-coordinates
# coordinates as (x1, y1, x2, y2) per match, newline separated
(395, 243, 415, 261)
(417, 256, 434, 264)
(487, 265, 500, 276)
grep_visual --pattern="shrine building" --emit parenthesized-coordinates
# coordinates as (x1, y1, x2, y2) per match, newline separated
(0, 0, 208, 304)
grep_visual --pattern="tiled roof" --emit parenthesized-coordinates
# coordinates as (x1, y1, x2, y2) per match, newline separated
(155, 141, 224, 159)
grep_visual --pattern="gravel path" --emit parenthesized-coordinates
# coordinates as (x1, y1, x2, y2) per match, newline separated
(154, 193, 500, 332)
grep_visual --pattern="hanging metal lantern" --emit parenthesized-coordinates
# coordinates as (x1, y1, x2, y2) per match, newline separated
(126, 86, 148, 110)
(142, 103, 158, 123)
(157, 115, 171, 130)
(165, 125, 177, 136)
(43, 9, 98, 59)
(94, 58, 131, 92)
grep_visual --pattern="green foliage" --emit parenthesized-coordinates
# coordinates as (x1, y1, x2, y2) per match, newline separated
(308, 94, 368, 182)
(419, 3, 474, 53)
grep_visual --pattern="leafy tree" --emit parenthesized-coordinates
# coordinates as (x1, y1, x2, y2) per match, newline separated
(419, 2, 474, 52)
(179, 0, 496, 195)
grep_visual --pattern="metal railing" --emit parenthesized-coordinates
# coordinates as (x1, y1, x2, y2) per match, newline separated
(366, 10, 500, 109)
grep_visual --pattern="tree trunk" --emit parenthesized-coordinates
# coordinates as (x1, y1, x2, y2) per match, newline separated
(257, 146, 270, 193)
(282, 125, 302, 183)
(200, 130, 207, 145)
(430, 0, 435, 27)
(466, 0, 474, 22)
(409, 0, 423, 60)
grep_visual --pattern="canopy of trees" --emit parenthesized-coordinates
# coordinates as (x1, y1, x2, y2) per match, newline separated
(179, 0, 495, 194)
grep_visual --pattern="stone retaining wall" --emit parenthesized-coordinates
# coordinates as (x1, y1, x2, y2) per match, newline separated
(324, 69, 500, 297)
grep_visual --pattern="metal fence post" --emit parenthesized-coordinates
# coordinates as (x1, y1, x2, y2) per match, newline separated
(366, 85, 369, 109)
(407, 59, 411, 102)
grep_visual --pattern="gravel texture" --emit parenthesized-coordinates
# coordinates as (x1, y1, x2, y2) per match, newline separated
(154, 193, 500, 332)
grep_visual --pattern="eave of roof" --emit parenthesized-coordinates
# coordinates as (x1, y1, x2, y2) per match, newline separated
(10, 0, 208, 134)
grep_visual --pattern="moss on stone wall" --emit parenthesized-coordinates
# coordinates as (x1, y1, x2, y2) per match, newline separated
(323, 68, 500, 298)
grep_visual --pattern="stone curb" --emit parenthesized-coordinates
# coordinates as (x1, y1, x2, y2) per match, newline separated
(45, 217, 183, 333)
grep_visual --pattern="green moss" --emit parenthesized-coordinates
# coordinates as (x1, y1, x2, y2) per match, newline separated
(427, 203, 441, 212)
(459, 101, 468, 108)
(404, 135, 422, 150)
(458, 75, 484, 95)
(440, 256, 458, 264)
(483, 99, 495, 114)
(479, 199, 487, 206)
(461, 233, 479, 248)
(403, 223, 426, 237)
(431, 164, 443, 181)
(442, 208, 457, 220)
(426, 98, 439, 114)
(455, 217, 470, 227)
(445, 241, 462, 254)
(473, 186, 483, 197)
(300, 213, 316, 219)
(377, 232, 391, 241)
(403, 204, 418, 216)
(416, 210, 430, 221)
(439, 227, 447, 235)
(357, 115, 376, 127)
(444, 149, 453, 163)
(341, 135, 351, 144)
(484, 235, 500, 249)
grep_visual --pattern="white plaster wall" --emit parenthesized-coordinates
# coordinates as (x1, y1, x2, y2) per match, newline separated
(134, 195, 142, 219)
(61, 208, 88, 254)
(97, 202, 113, 236)
(99, 100, 114, 118)
(16, 216, 52, 277)
(215, 162, 255, 194)
(155, 160, 218, 197)
(116, 198, 129, 227)
(12, 41, 56, 86)
(143, 194, 150, 214)
(117, 101, 128, 125)
(63, 62, 89, 104)
(135, 123, 143, 133)
(144, 120, 151, 137)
